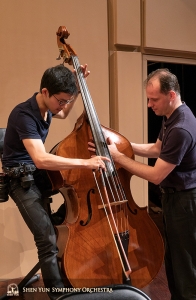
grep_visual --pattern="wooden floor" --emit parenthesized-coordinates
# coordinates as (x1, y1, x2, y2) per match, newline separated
(141, 259, 171, 300)
(0, 202, 171, 300)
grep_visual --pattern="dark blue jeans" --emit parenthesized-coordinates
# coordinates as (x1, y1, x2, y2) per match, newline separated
(8, 178, 65, 300)
(162, 189, 196, 300)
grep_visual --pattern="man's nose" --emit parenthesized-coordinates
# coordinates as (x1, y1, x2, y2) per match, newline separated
(147, 99, 152, 107)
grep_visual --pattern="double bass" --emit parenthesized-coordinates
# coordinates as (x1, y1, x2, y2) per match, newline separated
(47, 25, 164, 289)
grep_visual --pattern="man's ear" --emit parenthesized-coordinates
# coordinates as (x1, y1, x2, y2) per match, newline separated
(41, 88, 48, 96)
(169, 90, 176, 100)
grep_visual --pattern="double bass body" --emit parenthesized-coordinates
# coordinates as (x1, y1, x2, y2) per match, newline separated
(48, 112, 164, 289)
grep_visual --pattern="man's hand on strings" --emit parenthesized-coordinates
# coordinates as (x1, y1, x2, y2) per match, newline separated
(88, 141, 96, 153)
(80, 64, 90, 79)
(73, 64, 90, 93)
(87, 155, 110, 171)
(88, 137, 120, 162)
(106, 137, 120, 161)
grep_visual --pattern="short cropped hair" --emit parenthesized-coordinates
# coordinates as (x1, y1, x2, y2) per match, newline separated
(40, 65, 78, 96)
(144, 68, 181, 95)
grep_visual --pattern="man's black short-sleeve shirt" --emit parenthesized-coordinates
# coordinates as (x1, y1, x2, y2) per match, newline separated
(159, 103, 196, 189)
(2, 93, 53, 167)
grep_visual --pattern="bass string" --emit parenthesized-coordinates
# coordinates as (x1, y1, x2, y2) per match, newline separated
(93, 168, 132, 279)
(72, 55, 129, 233)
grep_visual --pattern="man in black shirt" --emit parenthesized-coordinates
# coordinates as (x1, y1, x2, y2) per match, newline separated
(2, 64, 109, 300)
(90, 68, 196, 300)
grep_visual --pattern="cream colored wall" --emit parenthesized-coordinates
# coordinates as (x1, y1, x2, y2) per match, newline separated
(0, 0, 109, 280)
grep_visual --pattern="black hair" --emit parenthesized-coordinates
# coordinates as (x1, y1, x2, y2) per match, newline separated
(40, 64, 78, 96)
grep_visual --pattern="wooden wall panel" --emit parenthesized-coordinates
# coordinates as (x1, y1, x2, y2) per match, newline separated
(144, 0, 196, 52)
(116, 0, 141, 46)
(111, 51, 148, 207)
(108, 0, 141, 47)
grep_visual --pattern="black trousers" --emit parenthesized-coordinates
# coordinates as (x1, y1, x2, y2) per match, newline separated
(8, 177, 65, 300)
(162, 189, 196, 300)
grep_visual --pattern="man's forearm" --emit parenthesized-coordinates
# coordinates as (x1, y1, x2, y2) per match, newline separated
(131, 142, 160, 158)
